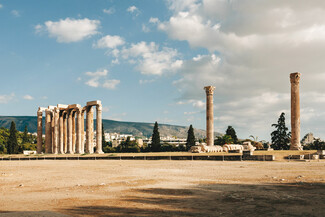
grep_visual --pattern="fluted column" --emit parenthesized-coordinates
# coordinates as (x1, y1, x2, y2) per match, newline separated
(81, 110, 85, 154)
(95, 104, 104, 154)
(45, 109, 52, 153)
(59, 111, 64, 154)
(86, 106, 94, 153)
(52, 108, 59, 154)
(204, 86, 216, 146)
(72, 111, 76, 152)
(290, 73, 303, 150)
(67, 110, 74, 154)
(37, 108, 43, 154)
(75, 109, 82, 154)
(63, 112, 67, 153)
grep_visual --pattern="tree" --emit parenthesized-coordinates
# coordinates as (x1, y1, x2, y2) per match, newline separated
(102, 125, 106, 147)
(186, 125, 196, 150)
(7, 121, 19, 154)
(226, 126, 238, 143)
(271, 112, 290, 150)
(22, 125, 29, 144)
(151, 121, 161, 152)
(214, 135, 233, 145)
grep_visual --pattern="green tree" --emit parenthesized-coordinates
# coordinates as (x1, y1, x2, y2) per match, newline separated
(102, 125, 106, 147)
(186, 125, 196, 150)
(271, 112, 290, 150)
(7, 121, 19, 154)
(22, 125, 29, 144)
(116, 137, 140, 153)
(151, 121, 161, 152)
(226, 126, 238, 143)
(214, 135, 233, 145)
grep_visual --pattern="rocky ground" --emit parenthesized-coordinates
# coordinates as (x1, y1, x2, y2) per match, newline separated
(0, 160, 324, 216)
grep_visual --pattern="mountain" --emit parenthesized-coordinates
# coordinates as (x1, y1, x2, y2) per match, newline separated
(0, 116, 222, 139)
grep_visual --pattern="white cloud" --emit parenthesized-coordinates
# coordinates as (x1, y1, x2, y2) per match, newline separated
(102, 79, 120, 89)
(142, 24, 150, 33)
(139, 79, 155, 84)
(41, 96, 48, 100)
(94, 35, 125, 49)
(23, 95, 34, 100)
(11, 10, 20, 17)
(39, 18, 100, 43)
(127, 6, 139, 14)
(121, 41, 183, 75)
(103, 8, 115, 15)
(157, 0, 325, 139)
(84, 69, 120, 89)
(149, 17, 159, 24)
(0, 4, 3, 9)
(0, 93, 15, 104)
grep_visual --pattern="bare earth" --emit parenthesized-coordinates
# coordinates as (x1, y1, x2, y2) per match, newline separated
(1, 160, 325, 217)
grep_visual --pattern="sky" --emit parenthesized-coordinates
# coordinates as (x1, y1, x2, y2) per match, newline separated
(1, 0, 325, 141)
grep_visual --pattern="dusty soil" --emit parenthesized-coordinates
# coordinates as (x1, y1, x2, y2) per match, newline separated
(0, 160, 325, 216)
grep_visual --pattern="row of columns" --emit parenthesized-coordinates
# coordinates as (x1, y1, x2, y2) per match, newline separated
(204, 72, 303, 150)
(37, 100, 103, 154)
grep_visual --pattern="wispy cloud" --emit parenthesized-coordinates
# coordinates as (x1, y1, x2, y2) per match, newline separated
(103, 7, 115, 15)
(127, 5, 140, 16)
(0, 93, 15, 104)
(23, 95, 34, 100)
(11, 10, 20, 17)
(84, 69, 120, 89)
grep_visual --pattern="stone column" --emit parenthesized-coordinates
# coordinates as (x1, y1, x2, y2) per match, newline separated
(52, 108, 59, 154)
(86, 106, 94, 153)
(63, 112, 68, 153)
(67, 110, 74, 154)
(290, 72, 303, 150)
(95, 104, 104, 154)
(81, 110, 85, 154)
(37, 108, 43, 154)
(75, 109, 82, 154)
(59, 111, 64, 154)
(45, 109, 52, 153)
(204, 86, 216, 146)
(72, 111, 76, 153)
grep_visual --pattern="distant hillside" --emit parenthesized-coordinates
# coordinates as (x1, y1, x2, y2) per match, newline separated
(0, 116, 222, 139)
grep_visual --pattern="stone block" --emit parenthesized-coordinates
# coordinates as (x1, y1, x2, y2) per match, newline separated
(87, 100, 101, 106)
(312, 155, 319, 160)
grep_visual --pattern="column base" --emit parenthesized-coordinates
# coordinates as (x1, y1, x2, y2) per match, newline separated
(66, 151, 75, 154)
(290, 145, 303, 150)
(95, 151, 104, 154)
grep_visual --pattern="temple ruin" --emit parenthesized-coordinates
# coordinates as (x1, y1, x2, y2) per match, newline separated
(37, 100, 103, 154)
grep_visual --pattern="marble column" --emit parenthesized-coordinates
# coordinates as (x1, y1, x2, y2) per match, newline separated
(81, 110, 85, 154)
(72, 111, 76, 153)
(75, 109, 82, 154)
(37, 108, 43, 154)
(63, 112, 68, 153)
(204, 86, 216, 146)
(95, 104, 104, 154)
(86, 106, 94, 153)
(52, 108, 59, 154)
(290, 72, 303, 150)
(59, 111, 64, 154)
(45, 109, 52, 153)
(67, 110, 74, 154)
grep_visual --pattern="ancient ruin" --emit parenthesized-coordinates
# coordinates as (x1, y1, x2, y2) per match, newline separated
(290, 73, 303, 150)
(37, 100, 103, 154)
(204, 86, 216, 146)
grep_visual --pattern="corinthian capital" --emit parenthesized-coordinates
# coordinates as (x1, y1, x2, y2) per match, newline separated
(204, 86, 216, 95)
(290, 72, 301, 84)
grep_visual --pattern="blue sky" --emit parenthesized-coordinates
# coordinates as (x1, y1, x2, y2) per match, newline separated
(1, 0, 325, 141)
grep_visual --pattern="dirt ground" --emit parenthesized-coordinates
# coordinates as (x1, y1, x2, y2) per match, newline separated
(0, 160, 325, 217)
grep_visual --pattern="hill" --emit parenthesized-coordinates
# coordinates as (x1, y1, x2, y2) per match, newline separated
(0, 116, 221, 139)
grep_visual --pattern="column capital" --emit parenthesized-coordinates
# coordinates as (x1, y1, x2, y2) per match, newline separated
(290, 72, 301, 84)
(96, 104, 102, 111)
(204, 86, 216, 95)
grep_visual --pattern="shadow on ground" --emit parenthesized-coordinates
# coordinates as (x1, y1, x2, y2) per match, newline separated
(1, 182, 324, 217)
(61, 182, 325, 217)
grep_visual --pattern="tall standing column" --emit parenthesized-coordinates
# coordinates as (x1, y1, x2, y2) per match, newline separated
(95, 104, 104, 154)
(204, 86, 216, 146)
(72, 111, 76, 153)
(67, 110, 74, 154)
(37, 108, 43, 154)
(290, 72, 303, 150)
(63, 112, 68, 153)
(81, 110, 85, 154)
(52, 108, 59, 154)
(86, 106, 94, 153)
(59, 111, 64, 154)
(75, 109, 82, 154)
(45, 109, 52, 153)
